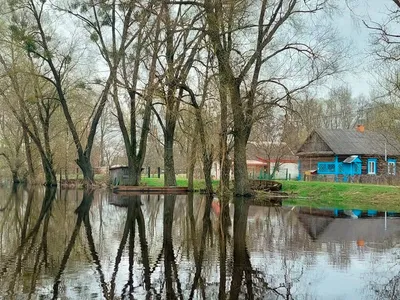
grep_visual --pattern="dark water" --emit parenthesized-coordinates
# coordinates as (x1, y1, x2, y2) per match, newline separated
(0, 186, 400, 299)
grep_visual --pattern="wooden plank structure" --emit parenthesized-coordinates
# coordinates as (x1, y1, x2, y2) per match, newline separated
(113, 186, 189, 194)
(297, 128, 400, 181)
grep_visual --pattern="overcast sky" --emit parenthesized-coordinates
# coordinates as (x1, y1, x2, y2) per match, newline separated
(328, 0, 395, 98)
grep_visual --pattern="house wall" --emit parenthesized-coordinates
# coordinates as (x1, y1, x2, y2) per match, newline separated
(359, 155, 400, 175)
(299, 154, 400, 180)
(277, 162, 299, 179)
(248, 162, 299, 180)
(298, 155, 335, 178)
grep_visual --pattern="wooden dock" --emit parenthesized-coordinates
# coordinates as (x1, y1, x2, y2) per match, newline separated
(112, 186, 190, 194)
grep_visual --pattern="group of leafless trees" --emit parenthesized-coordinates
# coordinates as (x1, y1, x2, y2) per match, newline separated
(0, 0, 399, 195)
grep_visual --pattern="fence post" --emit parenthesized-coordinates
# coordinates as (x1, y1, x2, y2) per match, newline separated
(148, 167, 151, 178)
(157, 167, 161, 178)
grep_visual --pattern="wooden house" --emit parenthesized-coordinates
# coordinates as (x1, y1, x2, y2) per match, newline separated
(296, 126, 400, 181)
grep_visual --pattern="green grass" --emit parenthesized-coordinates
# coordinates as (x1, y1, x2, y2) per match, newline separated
(141, 176, 219, 191)
(96, 173, 400, 211)
(281, 180, 400, 211)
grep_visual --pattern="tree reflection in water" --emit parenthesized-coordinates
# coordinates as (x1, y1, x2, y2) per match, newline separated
(109, 194, 152, 299)
(0, 186, 57, 299)
(5, 188, 395, 299)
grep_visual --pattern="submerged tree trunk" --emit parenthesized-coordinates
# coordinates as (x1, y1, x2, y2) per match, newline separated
(230, 196, 252, 299)
(218, 80, 231, 197)
(40, 152, 57, 186)
(126, 158, 142, 186)
(233, 130, 251, 196)
(23, 129, 36, 184)
(187, 123, 198, 191)
(76, 156, 94, 187)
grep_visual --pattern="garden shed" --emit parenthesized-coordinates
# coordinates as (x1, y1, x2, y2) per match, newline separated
(109, 165, 130, 186)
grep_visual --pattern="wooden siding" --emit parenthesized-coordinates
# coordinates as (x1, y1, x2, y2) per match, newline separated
(360, 155, 400, 175)
(299, 155, 335, 176)
(297, 132, 331, 154)
(299, 154, 400, 178)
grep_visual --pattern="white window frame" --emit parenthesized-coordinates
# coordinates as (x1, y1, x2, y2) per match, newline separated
(388, 161, 396, 175)
(368, 160, 376, 175)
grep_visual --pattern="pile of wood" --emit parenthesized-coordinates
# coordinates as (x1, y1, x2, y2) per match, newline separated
(249, 180, 282, 192)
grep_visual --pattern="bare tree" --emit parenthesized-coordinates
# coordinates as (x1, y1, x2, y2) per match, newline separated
(0, 36, 59, 185)
(112, 0, 161, 185)
(204, 0, 343, 195)
(151, 1, 205, 186)
(4, 0, 134, 186)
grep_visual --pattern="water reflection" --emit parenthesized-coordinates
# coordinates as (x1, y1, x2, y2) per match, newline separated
(0, 187, 400, 299)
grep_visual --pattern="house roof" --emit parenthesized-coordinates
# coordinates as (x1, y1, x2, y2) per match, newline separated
(300, 129, 400, 156)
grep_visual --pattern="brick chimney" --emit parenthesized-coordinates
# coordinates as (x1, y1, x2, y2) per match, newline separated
(356, 124, 365, 133)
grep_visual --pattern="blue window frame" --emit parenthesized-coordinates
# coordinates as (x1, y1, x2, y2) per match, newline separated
(367, 158, 377, 175)
(388, 158, 396, 175)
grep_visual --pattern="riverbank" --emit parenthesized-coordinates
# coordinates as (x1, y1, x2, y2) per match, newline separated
(141, 177, 220, 191)
(281, 180, 400, 211)
(139, 177, 400, 211)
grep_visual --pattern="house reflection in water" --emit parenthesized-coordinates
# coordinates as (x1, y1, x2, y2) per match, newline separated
(292, 206, 400, 248)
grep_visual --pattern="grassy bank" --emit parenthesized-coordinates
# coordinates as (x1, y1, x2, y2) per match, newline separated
(141, 176, 220, 191)
(282, 180, 400, 211)
(142, 177, 400, 211)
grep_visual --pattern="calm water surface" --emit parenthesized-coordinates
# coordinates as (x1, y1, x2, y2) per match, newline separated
(0, 186, 399, 299)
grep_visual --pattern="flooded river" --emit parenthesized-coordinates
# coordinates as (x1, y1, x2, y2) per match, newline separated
(0, 186, 399, 299)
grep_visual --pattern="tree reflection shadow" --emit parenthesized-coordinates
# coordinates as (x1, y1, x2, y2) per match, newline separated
(109, 194, 152, 299)
(163, 194, 183, 300)
(188, 193, 213, 299)
(0, 189, 311, 299)
(52, 189, 94, 299)
(218, 194, 231, 300)
(229, 196, 253, 300)
(0, 186, 57, 298)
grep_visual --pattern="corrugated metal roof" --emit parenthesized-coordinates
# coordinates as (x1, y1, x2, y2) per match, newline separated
(315, 129, 400, 156)
(343, 155, 361, 163)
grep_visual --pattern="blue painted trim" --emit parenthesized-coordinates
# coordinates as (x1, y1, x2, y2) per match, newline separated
(388, 158, 396, 175)
(367, 158, 377, 174)
(297, 159, 301, 181)
(334, 155, 339, 182)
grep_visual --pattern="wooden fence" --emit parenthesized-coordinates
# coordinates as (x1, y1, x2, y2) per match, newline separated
(304, 174, 400, 186)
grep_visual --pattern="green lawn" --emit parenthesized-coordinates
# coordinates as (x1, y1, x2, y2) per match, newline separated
(281, 180, 400, 211)
(107, 174, 400, 211)
(141, 176, 219, 191)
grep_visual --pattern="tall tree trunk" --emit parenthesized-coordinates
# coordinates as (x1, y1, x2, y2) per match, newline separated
(218, 80, 231, 197)
(41, 153, 57, 186)
(127, 158, 142, 186)
(187, 124, 198, 191)
(76, 156, 94, 187)
(164, 130, 177, 186)
(233, 130, 250, 196)
(23, 129, 36, 184)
